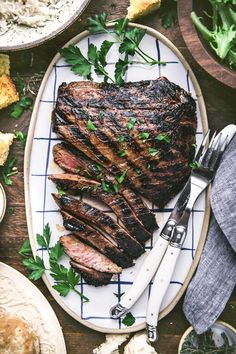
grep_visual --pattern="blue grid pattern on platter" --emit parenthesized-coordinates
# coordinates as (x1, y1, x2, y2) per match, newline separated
(30, 34, 205, 330)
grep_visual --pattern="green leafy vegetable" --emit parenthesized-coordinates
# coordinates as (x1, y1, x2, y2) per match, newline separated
(88, 12, 108, 33)
(15, 131, 27, 146)
(122, 312, 136, 326)
(87, 119, 97, 131)
(115, 58, 129, 85)
(14, 73, 26, 95)
(102, 180, 112, 192)
(180, 328, 236, 353)
(139, 132, 150, 141)
(118, 149, 127, 157)
(159, 0, 178, 29)
(191, 1, 236, 68)
(126, 117, 137, 130)
(155, 133, 170, 143)
(59, 45, 92, 78)
(1, 156, 18, 186)
(20, 224, 89, 301)
(10, 96, 33, 119)
(56, 185, 66, 196)
(148, 148, 159, 157)
(116, 168, 128, 184)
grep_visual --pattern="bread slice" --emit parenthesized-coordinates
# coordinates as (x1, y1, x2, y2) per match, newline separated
(0, 132, 14, 166)
(0, 54, 10, 76)
(127, 0, 161, 20)
(0, 74, 19, 110)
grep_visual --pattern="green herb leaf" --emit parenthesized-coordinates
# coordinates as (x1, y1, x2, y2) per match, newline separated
(15, 131, 27, 146)
(113, 183, 119, 193)
(115, 58, 129, 85)
(14, 73, 26, 95)
(1, 156, 18, 185)
(135, 168, 141, 175)
(60, 45, 92, 78)
(126, 117, 137, 130)
(102, 180, 111, 192)
(87, 119, 97, 131)
(155, 133, 170, 143)
(10, 104, 24, 119)
(76, 166, 81, 173)
(36, 223, 51, 250)
(50, 241, 64, 262)
(139, 132, 150, 141)
(119, 135, 126, 143)
(52, 283, 71, 297)
(22, 256, 45, 281)
(19, 239, 32, 257)
(99, 40, 114, 66)
(159, 0, 177, 29)
(114, 18, 129, 37)
(116, 168, 128, 184)
(87, 43, 99, 64)
(190, 160, 199, 169)
(122, 312, 136, 326)
(192, 143, 197, 149)
(118, 149, 127, 157)
(120, 28, 146, 56)
(88, 12, 108, 33)
(148, 148, 159, 157)
(2, 173, 13, 185)
(18, 96, 33, 108)
(56, 185, 66, 196)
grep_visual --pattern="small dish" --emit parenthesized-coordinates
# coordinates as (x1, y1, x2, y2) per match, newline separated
(178, 321, 236, 353)
(0, 183, 6, 223)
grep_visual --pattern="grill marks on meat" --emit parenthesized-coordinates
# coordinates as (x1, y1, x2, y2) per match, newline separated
(53, 194, 144, 259)
(60, 234, 122, 274)
(54, 78, 196, 206)
(60, 211, 133, 268)
(53, 142, 157, 232)
(51, 77, 197, 286)
(49, 174, 151, 243)
(70, 261, 112, 286)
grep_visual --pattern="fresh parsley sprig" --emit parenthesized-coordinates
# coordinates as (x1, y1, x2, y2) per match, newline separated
(19, 224, 89, 302)
(61, 13, 166, 85)
(1, 156, 18, 186)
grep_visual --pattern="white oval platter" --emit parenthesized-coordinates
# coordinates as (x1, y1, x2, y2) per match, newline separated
(24, 24, 210, 333)
(0, 262, 66, 353)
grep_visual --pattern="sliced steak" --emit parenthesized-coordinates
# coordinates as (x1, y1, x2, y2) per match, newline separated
(49, 174, 152, 243)
(53, 142, 158, 232)
(60, 234, 122, 273)
(70, 261, 112, 286)
(60, 210, 133, 268)
(53, 77, 197, 207)
(53, 194, 144, 258)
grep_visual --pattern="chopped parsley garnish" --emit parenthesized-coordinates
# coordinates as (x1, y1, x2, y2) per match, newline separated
(147, 163, 151, 170)
(155, 133, 170, 144)
(119, 135, 126, 143)
(122, 312, 136, 326)
(192, 143, 197, 148)
(126, 118, 137, 130)
(87, 119, 97, 131)
(190, 160, 199, 169)
(1, 156, 18, 186)
(101, 180, 111, 193)
(76, 166, 81, 173)
(139, 132, 150, 141)
(118, 149, 127, 157)
(56, 185, 66, 196)
(113, 183, 119, 193)
(15, 131, 27, 146)
(10, 96, 33, 119)
(116, 168, 128, 184)
(148, 148, 159, 157)
(135, 168, 141, 175)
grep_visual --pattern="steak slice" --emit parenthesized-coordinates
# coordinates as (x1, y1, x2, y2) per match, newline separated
(60, 234, 122, 273)
(60, 210, 133, 268)
(53, 142, 158, 232)
(53, 194, 144, 258)
(70, 261, 112, 286)
(53, 77, 197, 207)
(49, 174, 152, 243)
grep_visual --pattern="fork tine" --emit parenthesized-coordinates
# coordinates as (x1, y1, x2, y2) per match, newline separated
(210, 135, 228, 170)
(195, 130, 210, 163)
(201, 131, 217, 167)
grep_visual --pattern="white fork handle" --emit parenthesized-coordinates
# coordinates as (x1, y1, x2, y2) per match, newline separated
(146, 245, 181, 342)
(110, 236, 169, 318)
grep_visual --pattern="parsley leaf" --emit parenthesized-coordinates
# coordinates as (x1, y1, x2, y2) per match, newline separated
(122, 312, 136, 326)
(19, 239, 32, 257)
(1, 157, 18, 186)
(102, 180, 112, 193)
(10, 96, 33, 119)
(15, 131, 27, 146)
(149, 148, 159, 157)
(114, 18, 129, 38)
(88, 12, 108, 33)
(60, 45, 92, 78)
(50, 241, 64, 262)
(99, 40, 114, 66)
(14, 73, 26, 95)
(22, 256, 45, 281)
(116, 168, 128, 184)
(155, 133, 170, 143)
(126, 117, 137, 130)
(120, 28, 146, 56)
(36, 222, 51, 251)
(159, 0, 177, 29)
(190, 160, 199, 169)
(87, 119, 97, 131)
(118, 149, 127, 157)
(115, 58, 129, 85)
(139, 132, 149, 141)
(56, 185, 66, 196)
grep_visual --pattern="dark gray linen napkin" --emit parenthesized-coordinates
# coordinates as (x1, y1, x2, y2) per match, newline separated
(183, 134, 236, 334)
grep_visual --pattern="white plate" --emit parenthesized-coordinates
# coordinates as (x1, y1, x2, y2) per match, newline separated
(24, 24, 210, 333)
(0, 0, 90, 51)
(0, 262, 66, 353)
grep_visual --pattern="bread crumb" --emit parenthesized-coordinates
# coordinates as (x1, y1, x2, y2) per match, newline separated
(0, 132, 14, 166)
(127, 0, 161, 20)
(0, 74, 19, 110)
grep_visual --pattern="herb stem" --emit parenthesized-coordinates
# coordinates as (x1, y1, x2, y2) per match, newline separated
(136, 46, 165, 65)
(73, 287, 89, 302)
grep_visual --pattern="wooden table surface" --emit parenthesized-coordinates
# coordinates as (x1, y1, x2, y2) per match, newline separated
(0, 1, 235, 353)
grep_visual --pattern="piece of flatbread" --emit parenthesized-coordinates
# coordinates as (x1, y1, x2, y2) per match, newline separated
(0, 74, 19, 110)
(127, 0, 161, 20)
(0, 54, 10, 76)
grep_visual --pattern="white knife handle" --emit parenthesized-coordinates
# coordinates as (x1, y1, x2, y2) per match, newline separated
(110, 236, 169, 318)
(146, 245, 181, 340)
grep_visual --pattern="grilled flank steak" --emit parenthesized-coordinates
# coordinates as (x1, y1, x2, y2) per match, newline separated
(50, 77, 196, 286)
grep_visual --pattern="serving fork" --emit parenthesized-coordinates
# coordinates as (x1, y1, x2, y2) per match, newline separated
(111, 130, 229, 341)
